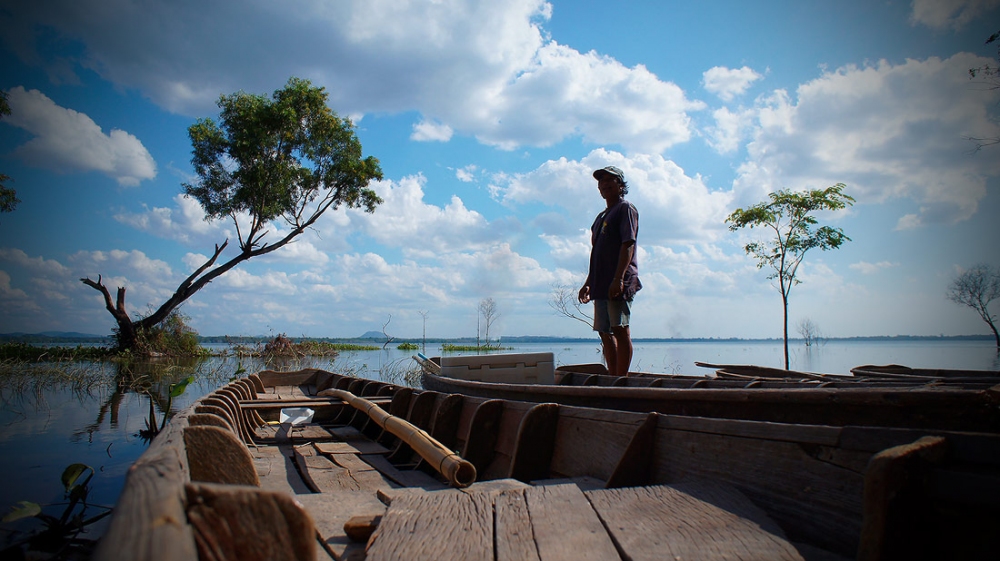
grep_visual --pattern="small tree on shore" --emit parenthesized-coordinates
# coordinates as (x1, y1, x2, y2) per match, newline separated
(82, 78, 383, 351)
(726, 183, 854, 369)
(947, 263, 1000, 349)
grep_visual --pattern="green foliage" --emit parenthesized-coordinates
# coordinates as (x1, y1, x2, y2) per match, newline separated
(0, 342, 112, 361)
(133, 311, 205, 357)
(183, 77, 383, 252)
(726, 183, 854, 368)
(396, 342, 419, 350)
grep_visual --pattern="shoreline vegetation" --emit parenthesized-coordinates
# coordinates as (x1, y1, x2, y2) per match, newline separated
(0, 332, 994, 362)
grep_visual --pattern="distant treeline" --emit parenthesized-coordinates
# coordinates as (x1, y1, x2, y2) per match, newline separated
(1, 332, 994, 345)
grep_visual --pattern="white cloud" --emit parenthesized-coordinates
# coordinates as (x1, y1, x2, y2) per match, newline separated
(3, 87, 156, 186)
(735, 54, 1000, 228)
(411, 119, 454, 142)
(702, 66, 762, 102)
(849, 261, 900, 274)
(456, 165, 478, 182)
(1, 0, 700, 154)
(350, 174, 506, 255)
(501, 148, 732, 244)
(910, 0, 1000, 30)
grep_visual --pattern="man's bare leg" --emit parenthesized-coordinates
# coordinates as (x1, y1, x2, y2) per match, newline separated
(611, 325, 632, 376)
(599, 331, 619, 377)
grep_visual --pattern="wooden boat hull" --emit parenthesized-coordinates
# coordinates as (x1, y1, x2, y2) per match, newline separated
(95, 369, 1000, 561)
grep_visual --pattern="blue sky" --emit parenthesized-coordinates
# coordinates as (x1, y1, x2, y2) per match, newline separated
(1, 0, 999, 340)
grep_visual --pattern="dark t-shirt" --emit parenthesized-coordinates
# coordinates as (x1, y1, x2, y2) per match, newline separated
(589, 199, 641, 301)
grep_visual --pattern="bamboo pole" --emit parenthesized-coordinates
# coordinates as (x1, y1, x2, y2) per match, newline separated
(317, 388, 477, 488)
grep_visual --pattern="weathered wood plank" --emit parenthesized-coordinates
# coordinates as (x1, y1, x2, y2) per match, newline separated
(586, 481, 804, 561)
(361, 454, 449, 490)
(366, 489, 494, 561)
(295, 491, 387, 561)
(495, 488, 541, 561)
(250, 445, 312, 495)
(523, 483, 620, 561)
(315, 440, 390, 456)
(296, 445, 396, 492)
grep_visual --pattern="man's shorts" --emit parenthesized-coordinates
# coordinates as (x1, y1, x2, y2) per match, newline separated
(593, 299, 631, 334)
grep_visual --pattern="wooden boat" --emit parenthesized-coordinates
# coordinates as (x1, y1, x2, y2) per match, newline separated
(95, 369, 1000, 561)
(419, 357, 1000, 432)
(851, 364, 1000, 383)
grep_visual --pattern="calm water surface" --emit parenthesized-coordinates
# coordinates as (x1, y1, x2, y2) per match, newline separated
(1, 339, 997, 549)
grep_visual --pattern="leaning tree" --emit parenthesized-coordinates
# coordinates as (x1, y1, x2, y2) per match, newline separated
(947, 263, 1000, 349)
(82, 77, 383, 350)
(726, 183, 854, 370)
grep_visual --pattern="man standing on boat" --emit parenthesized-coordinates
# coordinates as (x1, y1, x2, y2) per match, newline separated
(579, 165, 641, 377)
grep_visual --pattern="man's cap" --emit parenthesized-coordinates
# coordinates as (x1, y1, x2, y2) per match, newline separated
(593, 166, 625, 182)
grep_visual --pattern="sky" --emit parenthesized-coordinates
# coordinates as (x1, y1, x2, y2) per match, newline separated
(1, 0, 999, 341)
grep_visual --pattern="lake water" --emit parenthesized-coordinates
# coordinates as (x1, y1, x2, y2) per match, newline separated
(1, 338, 997, 552)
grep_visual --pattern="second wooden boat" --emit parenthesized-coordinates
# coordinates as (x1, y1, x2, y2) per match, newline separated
(419, 356, 1000, 432)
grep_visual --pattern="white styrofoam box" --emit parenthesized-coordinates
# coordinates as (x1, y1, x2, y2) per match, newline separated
(439, 352, 555, 385)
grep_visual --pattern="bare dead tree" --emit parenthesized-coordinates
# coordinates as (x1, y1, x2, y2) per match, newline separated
(548, 284, 594, 328)
(418, 310, 429, 353)
(381, 315, 395, 350)
(478, 298, 500, 347)
(947, 263, 1000, 349)
(797, 318, 821, 347)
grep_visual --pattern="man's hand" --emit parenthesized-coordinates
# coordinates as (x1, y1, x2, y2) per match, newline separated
(608, 278, 624, 299)
(578, 285, 591, 304)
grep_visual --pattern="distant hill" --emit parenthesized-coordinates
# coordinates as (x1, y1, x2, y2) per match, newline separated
(0, 331, 111, 342)
(358, 330, 387, 339)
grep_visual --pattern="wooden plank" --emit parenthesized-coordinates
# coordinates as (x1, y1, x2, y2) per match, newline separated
(586, 481, 804, 561)
(250, 445, 313, 495)
(361, 454, 449, 490)
(315, 440, 390, 455)
(295, 446, 369, 492)
(495, 488, 541, 561)
(365, 489, 494, 561)
(295, 491, 387, 561)
(523, 483, 620, 561)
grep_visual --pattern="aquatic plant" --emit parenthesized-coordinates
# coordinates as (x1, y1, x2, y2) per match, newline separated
(1, 463, 112, 558)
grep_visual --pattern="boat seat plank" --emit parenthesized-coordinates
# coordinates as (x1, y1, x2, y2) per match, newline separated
(519, 483, 621, 561)
(366, 488, 494, 561)
(361, 453, 450, 490)
(294, 491, 387, 561)
(585, 480, 805, 561)
(250, 445, 313, 495)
